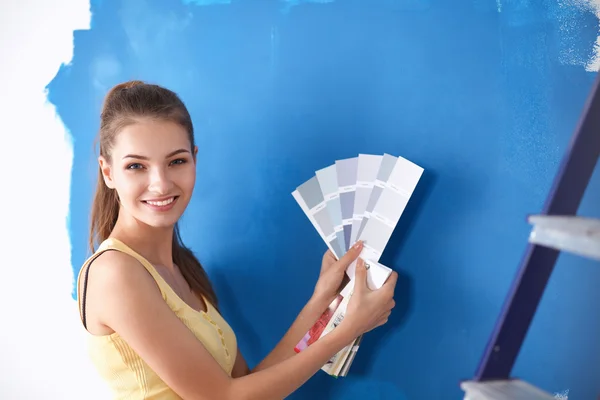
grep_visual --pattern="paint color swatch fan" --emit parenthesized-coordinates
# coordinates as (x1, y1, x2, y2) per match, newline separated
(291, 153, 424, 377)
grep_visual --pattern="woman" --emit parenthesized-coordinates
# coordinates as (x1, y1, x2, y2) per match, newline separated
(77, 80, 397, 400)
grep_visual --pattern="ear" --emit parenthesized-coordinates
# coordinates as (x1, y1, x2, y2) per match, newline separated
(98, 156, 116, 189)
(193, 145, 198, 163)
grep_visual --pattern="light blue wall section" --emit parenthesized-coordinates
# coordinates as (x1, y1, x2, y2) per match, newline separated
(48, 0, 599, 398)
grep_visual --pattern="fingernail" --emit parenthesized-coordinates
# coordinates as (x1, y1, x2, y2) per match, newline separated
(353, 241, 363, 250)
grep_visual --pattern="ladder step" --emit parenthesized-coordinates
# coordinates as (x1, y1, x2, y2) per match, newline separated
(460, 379, 556, 400)
(528, 215, 600, 261)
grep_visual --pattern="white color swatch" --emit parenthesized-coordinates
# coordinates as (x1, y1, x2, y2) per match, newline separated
(293, 152, 423, 378)
(350, 154, 383, 246)
(356, 155, 424, 264)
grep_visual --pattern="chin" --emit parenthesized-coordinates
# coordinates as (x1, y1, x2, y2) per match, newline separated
(139, 215, 181, 230)
(134, 201, 187, 229)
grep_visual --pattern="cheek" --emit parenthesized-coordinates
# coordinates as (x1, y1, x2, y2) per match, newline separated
(177, 168, 196, 193)
(113, 173, 145, 202)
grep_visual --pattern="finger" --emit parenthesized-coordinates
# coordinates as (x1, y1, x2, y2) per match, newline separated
(320, 250, 337, 275)
(387, 299, 396, 310)
(336, 241, 364, 270)
(383, 271, 398, 290)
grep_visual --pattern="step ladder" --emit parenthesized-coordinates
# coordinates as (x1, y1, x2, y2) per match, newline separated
(460, 71, 600, 400)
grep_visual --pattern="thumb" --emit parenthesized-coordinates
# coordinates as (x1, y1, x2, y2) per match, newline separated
(354, 258, 369, 293)
(337, 240, 364, 272)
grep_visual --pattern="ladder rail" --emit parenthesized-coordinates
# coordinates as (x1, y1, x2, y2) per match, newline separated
(473, 72, 600, 381)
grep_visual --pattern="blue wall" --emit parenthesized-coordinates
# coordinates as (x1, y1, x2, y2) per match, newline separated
(49, 0, 600, 398)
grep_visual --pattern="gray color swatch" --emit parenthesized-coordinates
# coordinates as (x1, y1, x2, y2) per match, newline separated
(326, 198, 343, 226)
(335, 157, 359, 187)
(329, 238, 344, 259)
(365, 185, 384, 213)
(340, 192, 355, 220)
(316, 165, 338, 196)
(356, 217, 369, 239)
(343, 225, 352, 251)
(297, 176, 324, 210)
(376, 154, 398, 182)
(335, 232, 346, 254)
(313, 207, 335, 237)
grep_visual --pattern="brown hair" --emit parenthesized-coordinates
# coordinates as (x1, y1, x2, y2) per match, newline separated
(89, 80, 219, 308)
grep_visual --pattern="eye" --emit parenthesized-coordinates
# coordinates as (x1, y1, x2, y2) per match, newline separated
(170, 158, 187, 166)
(126, 163, 144, 170)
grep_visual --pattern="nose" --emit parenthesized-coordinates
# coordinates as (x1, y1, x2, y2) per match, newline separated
(147, 166, 174, 195)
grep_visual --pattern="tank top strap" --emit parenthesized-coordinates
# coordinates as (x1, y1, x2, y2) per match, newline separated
(76, 237, 170, 329)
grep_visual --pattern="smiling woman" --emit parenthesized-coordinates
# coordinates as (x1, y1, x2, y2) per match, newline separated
(76, 80, 397, 400)
(99, 120, 197, 229)
(121, 146, 192, 212)
(88, 81, 220, 311)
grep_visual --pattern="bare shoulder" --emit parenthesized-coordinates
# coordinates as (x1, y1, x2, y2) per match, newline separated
(83, 249, 161, 335)
(88, 249, 155, 290)
(83, 249, 235, 399)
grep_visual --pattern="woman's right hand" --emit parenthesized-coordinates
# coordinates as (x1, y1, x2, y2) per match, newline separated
(340, 258, 398, 339)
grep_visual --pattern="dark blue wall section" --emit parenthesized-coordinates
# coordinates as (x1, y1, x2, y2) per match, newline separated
(48, 0, 600, 398)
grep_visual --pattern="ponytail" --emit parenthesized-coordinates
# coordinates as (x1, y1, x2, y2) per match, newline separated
(173, 225, 219, 309)
(89, 168, 119, 253)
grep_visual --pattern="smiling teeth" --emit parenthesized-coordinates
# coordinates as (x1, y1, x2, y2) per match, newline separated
(146, 197, 174, 206)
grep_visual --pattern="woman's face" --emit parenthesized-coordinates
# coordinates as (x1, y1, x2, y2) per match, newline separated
(99, 118, 197, 229)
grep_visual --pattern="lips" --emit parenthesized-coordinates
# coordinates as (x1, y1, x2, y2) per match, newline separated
(144, 197, 176, 207)
(142, 196, 179, 211)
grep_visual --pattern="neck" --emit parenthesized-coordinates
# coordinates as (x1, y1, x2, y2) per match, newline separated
(111, 212, 175, 269)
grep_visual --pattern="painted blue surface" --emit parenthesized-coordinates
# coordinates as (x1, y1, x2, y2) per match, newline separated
(182, 0, 231, 6)
(48, 0, 600, 398)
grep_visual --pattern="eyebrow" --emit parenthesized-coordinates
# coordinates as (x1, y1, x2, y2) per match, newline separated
(122, 148, 190, 160)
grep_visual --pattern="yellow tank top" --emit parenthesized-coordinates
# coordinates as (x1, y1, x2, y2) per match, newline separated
(76, 237, 238, 399)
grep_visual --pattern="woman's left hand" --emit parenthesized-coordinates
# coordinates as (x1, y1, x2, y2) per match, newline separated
(312, 241, 364, 306)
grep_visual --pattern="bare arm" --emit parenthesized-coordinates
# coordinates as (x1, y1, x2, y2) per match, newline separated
(248, 243, 362, 373)
(231, 348, 251, 378)
(250, 296, 330, 372)
(89, 251, 357, 400)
